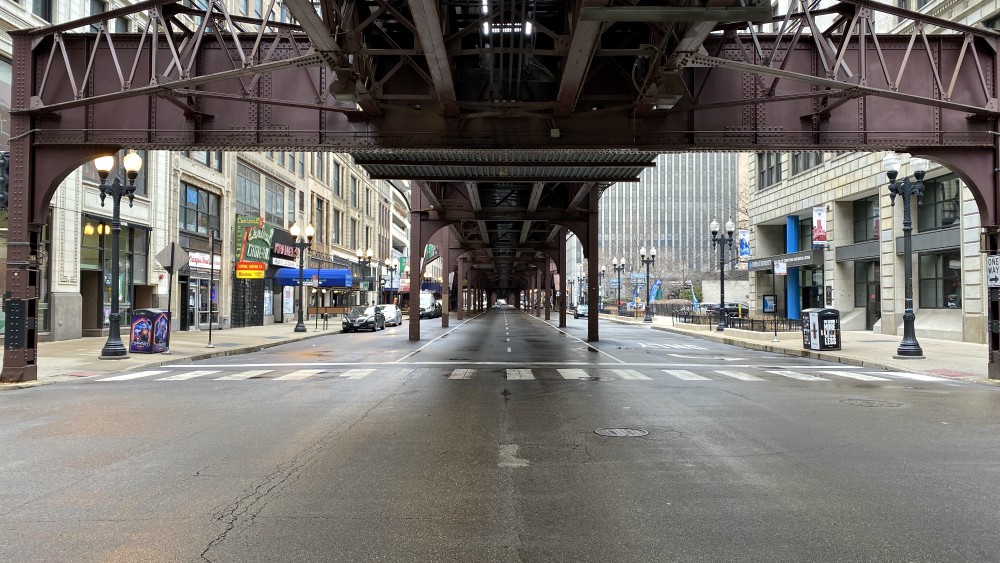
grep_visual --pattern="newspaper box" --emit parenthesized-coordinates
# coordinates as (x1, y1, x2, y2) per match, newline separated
(801, 308, 841, 351)
(129, 309, 171, 353)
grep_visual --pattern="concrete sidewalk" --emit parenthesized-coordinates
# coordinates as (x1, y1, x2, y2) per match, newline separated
(1, 321, 343, 389)
(618, 314, 997, 384)
(2, 311, 998, 390)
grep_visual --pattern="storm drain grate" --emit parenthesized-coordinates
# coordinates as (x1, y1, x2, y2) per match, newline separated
(595, 428, 648, 437)
(840, 399, 904, 408)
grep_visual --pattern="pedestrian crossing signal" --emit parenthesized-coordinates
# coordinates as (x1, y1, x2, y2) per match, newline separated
(0, 151, 8, 210)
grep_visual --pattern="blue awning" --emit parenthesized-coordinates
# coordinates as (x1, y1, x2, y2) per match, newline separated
(274, 268, 353, 287)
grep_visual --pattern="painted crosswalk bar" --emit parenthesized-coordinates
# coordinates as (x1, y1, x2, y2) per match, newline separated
(157, 370, 220, 381)
(97, 370, 169, 381)
(215, 369, 274, 380)
(506, 369, 535, 380)
(339, 369, 375, 379)
(275, 369, 325, 381)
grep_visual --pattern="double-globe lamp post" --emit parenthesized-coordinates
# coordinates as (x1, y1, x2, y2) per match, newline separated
(639, 245, 656, 323)
(95, 150, 143, 359)
(710, 218, 736, 332)
(291, 222, 315, 333)
(883, 152, 928, 358)
(611, 257, 626, 315)
(356, 247, 373, 304)
(384, 258, 398, 304)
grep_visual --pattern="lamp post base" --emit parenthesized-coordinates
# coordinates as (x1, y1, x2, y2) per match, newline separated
(99, 337, 128, 359)
(643, 315, 653, 323)
(294, 323, 308, 333)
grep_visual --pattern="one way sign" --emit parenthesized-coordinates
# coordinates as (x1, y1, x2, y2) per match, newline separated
(988, 255, 1000, 287)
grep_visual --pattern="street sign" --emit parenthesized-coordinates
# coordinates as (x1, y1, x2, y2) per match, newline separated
(988, 255, 1000, 287)
(774, 261, 787, 276)
(236, 261, 266, 279)
(155, 242, 189, 274)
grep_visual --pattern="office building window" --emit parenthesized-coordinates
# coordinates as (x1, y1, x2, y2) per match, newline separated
(298, 152, 305, 178)
(315, 198, 326, 244)
(792, 151, 823, 175)
(264, 178, 286, 225)
(798, 218, 812, 251)
(333, 209, 342, 244)
(235, 162, 261, 216)
(32, 0, 52, 21)
(333, 163, 342, 196)
(918, 175, 962, 232)
(179, 182, 220, 235)
(351, 177, 359, 207)
(90, 0, 106, 32)
(351, 219, 358, 249)
(918, 251, 961, 309)
(757, 152, 782, 189)
(852, 196, 879, 242)
(314, 153, 325, 182)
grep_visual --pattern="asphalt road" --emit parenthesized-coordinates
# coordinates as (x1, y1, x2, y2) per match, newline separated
(2, 310, 999, 562)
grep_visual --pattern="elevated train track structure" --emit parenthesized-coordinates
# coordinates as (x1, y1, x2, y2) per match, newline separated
(5, 0, 1000, 381)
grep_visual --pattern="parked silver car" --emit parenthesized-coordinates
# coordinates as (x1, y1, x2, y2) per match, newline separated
(381, 304, 403, 326)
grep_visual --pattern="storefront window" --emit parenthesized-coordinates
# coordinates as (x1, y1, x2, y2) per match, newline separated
(918, 251, 961, 308)
(854, 261, 879, 308)
(264, 177, 286, 225)
(236, 162, 261, 216)
(852, 196, 879, 242)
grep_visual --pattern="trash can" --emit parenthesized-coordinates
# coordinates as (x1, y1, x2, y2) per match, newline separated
(801, 308, 841, 351)
(130, 309, 171, 353)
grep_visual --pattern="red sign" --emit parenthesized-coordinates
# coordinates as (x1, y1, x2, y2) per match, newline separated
(236, 261, 266, 279)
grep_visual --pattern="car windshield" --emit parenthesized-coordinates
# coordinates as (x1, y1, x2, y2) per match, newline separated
(350, 306, 375, 316)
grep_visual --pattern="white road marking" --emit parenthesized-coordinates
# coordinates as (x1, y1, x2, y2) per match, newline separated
(558, 369, 590, 380)
(275, 369, 324, 381)
(339, 369, 375, 379)
(667, 353, 743, 361)
(639, 343, 707, 350)
(714, 370, 765, 381)
(97, 370, 168, 381)
(215, 369, 273, 380)
(507, 347, 512, 353)
(498, 444, 529, 468)
(613, 369, 653, 380)
(506, 369, 534, 380)
(662, 369, 710, 381)
(819, 370, 890, 381)
(157, 370, 220, 381)
(449, 369, 474, 380)
(768, 370, 830, 382)
(875, 371, 952, 382)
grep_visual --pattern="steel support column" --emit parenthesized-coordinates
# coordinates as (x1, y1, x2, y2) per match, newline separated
(587, 190, 600, 342)
(544, 259, 552, 321)
(559, 232, 567, 328)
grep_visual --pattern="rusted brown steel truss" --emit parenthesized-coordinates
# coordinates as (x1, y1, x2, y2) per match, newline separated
(4, 0, 1000, 382)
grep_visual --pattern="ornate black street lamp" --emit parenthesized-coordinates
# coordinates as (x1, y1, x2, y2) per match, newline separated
(291, 222, 315, 332)
(384, 257, 398, 304)
(883, 152, 928, 358)
(612, 257, 626, 315)
(577, 274, 586, 305)
(94, 150, 142, 359)
(639, 245, 656, 323)
(710, 217, 735, 332)
(356, 246, 373, 305)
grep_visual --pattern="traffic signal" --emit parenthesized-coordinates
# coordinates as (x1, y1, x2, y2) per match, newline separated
(0, 151, 9, 210)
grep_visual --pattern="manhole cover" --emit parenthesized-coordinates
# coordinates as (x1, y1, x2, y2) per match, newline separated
(840, 399, 904, 408)
(595, 428, 648, 437)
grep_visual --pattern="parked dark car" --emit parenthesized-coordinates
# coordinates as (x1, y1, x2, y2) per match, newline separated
(342, 306, 386, 332)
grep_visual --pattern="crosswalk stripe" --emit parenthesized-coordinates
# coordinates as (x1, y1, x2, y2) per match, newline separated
(339, 369, 375, 379)
(613, 369, 652, 380)
(97, 370, 168, 381)
(662, 369, 710, 381)
(275, 369, 324, 381)
(157, 370, 220, 381)
(506, 369, 534, 380)
(768, 370, 830, 382)
(449, 369, 474, 380)
(874, 371, 952, 382)
(819, 370, 889, 381)
(558, 369, 590, 380)
(215, 370, 273, 381)
(715, 370, 765, 381)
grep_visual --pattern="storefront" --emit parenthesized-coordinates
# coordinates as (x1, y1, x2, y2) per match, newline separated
(179, 250, 221, 331)
(80, 214, 147, 337)
(749, 249, 825, 320)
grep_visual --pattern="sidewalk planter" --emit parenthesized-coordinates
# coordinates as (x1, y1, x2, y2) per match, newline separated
(802, 308, 841, 351)
(130, 309, 170, 353)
